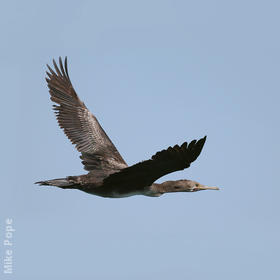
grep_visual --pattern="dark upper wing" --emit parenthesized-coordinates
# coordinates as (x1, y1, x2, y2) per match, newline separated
(46, 57, 127, 171)
(103, 136, 206, 189)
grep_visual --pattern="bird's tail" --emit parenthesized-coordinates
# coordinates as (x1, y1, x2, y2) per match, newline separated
(35, 178, 77, 189)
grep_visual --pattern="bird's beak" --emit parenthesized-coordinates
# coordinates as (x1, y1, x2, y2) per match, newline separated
(197, 185, 220, 191)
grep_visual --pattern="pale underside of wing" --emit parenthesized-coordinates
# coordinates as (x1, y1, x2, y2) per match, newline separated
(103, 136, 207, 190)
(46, 57, 127, 172)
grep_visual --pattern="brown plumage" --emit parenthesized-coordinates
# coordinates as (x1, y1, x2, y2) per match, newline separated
(35, 57, 219, 198)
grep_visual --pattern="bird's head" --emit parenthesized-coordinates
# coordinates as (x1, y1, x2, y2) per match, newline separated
(157, 180, 219, 194)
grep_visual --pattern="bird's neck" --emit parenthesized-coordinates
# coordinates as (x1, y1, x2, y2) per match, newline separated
(145, 181, 184, 197)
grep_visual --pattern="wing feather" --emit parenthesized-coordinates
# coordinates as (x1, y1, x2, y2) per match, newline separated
(46, 57, 127, 171)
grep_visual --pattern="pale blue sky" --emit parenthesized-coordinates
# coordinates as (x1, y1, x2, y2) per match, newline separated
(1, 0, 280, 279)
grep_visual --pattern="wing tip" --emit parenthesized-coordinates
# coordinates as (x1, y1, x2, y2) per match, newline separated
(46, 56, 68, 76)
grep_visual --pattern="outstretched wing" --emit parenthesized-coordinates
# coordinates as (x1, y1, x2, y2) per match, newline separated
(103, 136, 206, 189)
(46, 57, 127, 171)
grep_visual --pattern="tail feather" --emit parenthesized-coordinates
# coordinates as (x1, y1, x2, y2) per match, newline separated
(35, 178, 76, 189)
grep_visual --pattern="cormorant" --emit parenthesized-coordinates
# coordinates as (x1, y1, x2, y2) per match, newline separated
(36, 57, 219, 198)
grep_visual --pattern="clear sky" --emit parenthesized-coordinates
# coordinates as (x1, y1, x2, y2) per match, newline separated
(1, 0, 280, 279)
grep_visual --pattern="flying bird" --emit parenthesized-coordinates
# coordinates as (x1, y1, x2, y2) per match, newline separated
(36, 57, 219, 198)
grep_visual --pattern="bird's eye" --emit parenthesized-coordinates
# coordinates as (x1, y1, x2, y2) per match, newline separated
(195, 183, 199, 187)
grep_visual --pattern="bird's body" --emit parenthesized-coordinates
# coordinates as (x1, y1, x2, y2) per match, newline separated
(36, 57, 219, 198)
